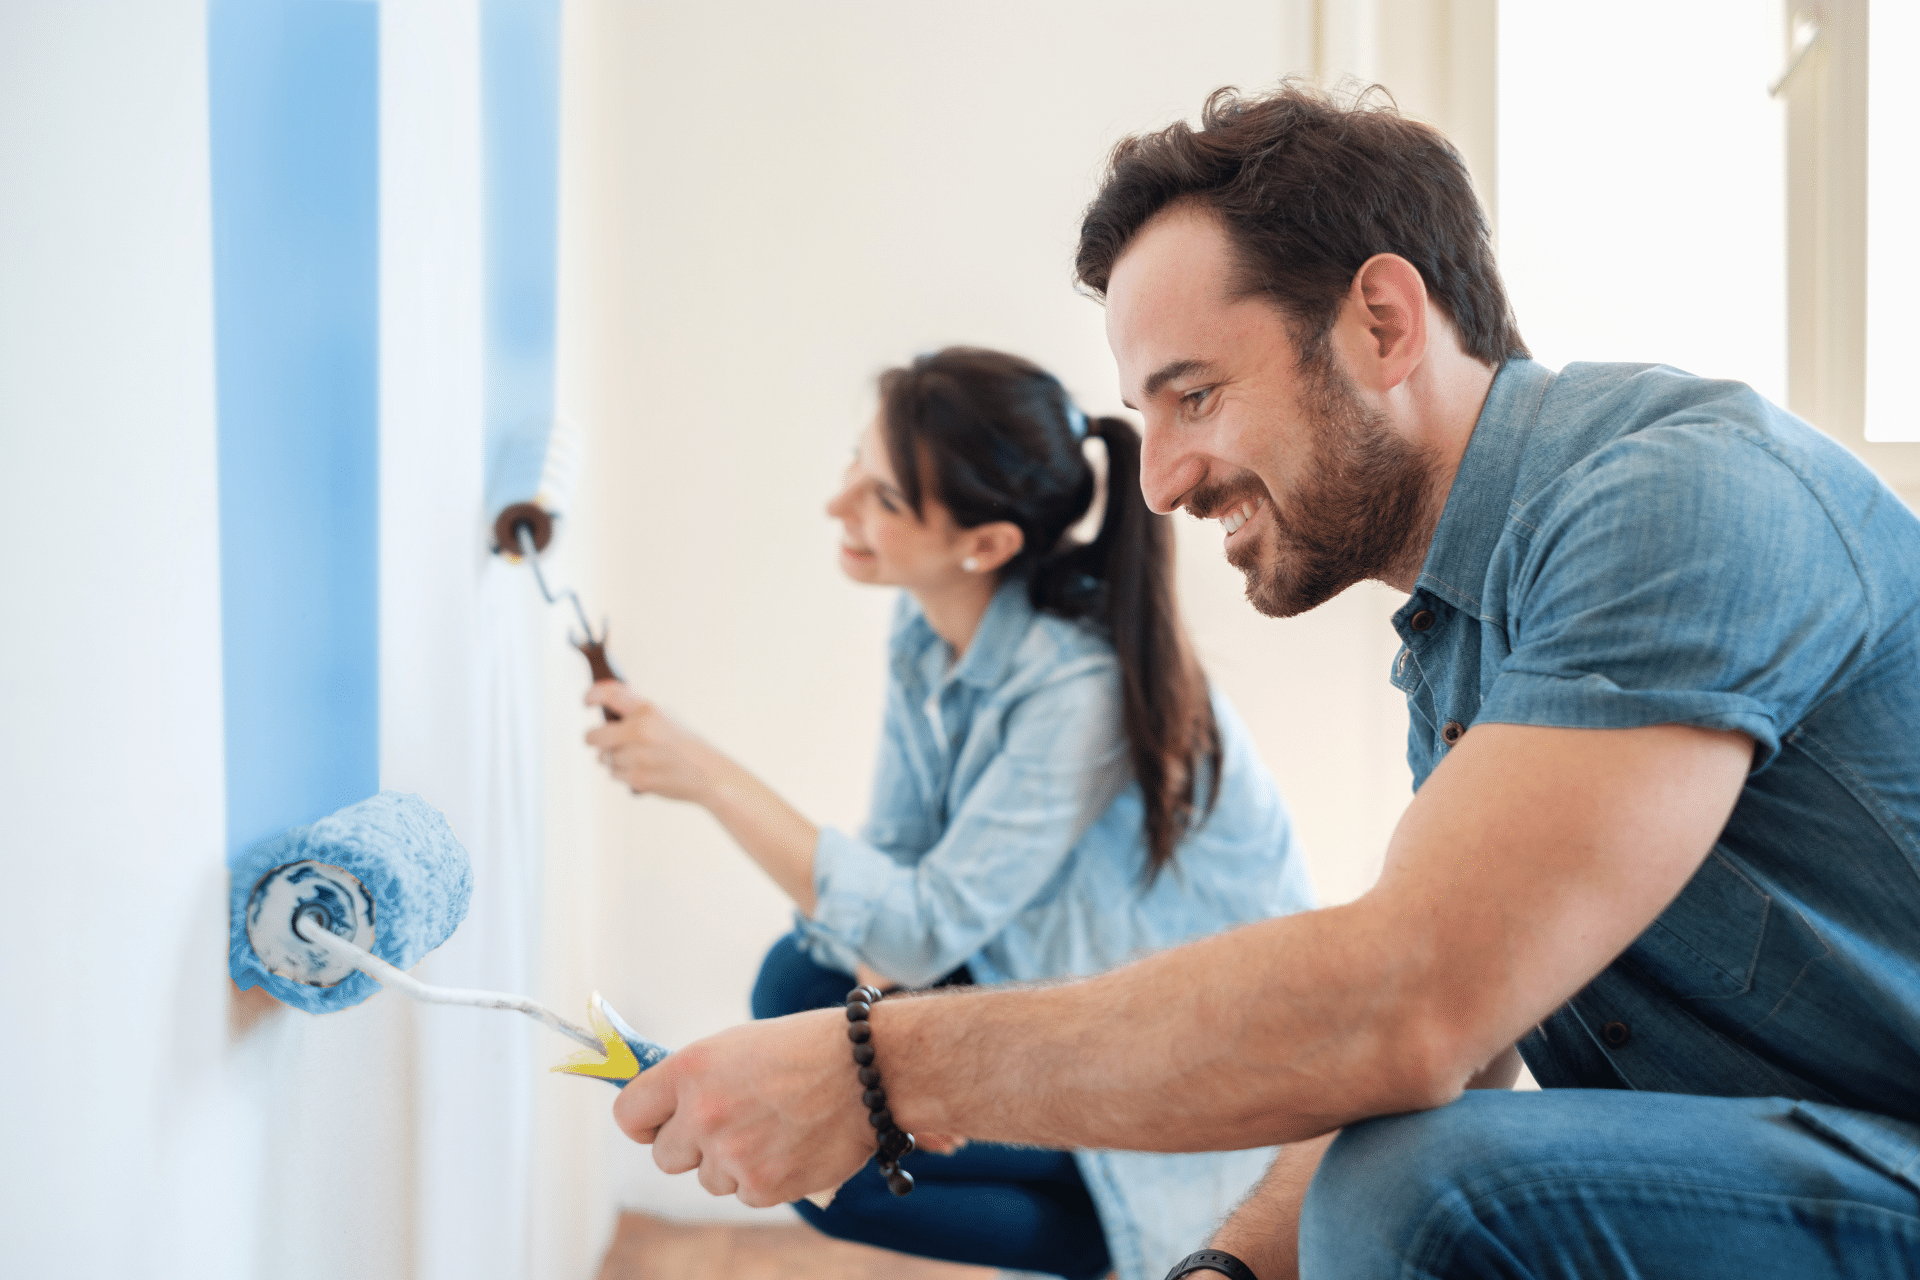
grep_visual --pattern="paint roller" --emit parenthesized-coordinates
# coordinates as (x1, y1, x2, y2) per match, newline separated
(488, 416, 623, 721)
(230, 791, 666, 1086)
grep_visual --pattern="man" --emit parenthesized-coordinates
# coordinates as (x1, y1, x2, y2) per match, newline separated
(616, 84, 1920, 1279)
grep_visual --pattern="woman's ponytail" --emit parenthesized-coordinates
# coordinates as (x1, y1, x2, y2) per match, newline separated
(1036, 416, 1221, 879)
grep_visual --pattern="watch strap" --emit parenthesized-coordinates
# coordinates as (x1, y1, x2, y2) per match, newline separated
(1164, 1248, 1260, 1280)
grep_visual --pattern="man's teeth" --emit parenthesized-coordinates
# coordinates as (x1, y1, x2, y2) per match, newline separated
(1220, 498, 1262, 535)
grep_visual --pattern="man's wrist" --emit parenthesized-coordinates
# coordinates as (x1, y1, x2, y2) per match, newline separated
(1164, 1247, 1260, 1280)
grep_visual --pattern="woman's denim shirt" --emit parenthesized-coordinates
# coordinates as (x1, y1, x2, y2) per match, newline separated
(798, 579, 1313, 1280)
(1401, 359, 1920, 1181)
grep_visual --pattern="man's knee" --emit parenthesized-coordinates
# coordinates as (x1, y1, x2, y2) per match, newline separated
(1298, 1095, 1531, 1279)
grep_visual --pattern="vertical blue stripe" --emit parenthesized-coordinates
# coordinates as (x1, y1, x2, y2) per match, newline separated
(481, 0, 563, 515)
(209, 0, 380, 859)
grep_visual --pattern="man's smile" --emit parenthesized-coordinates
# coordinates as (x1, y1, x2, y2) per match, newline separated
(1220, 495, 1267, 542)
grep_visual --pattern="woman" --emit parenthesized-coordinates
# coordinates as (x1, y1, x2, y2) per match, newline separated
(586, 348, 1313, 1280)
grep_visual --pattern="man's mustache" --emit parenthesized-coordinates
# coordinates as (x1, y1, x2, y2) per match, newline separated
(1184, 475, 1275, 522)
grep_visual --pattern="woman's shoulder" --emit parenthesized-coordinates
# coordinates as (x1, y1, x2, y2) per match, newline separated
(1005, 608, 1118, 691)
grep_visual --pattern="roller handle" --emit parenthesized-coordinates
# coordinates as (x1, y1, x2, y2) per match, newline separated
(577, 636, 623, 722)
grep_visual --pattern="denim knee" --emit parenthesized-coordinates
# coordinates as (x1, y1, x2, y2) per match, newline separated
(1301, 1091, 1920, 1280)
(1297, 1096, 1512, 1280)
(750, 930, 853, 1020)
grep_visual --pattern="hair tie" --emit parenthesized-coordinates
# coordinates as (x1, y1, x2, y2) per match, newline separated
(1065, 404, 1089, 440)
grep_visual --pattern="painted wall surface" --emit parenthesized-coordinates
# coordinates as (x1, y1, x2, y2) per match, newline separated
(0, 2, 258, 1275)
(553, 0, 1418, 1223)
(3, 3, 592, 1276)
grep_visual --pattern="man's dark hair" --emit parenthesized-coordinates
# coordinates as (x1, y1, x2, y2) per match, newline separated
(1076, 82, 1528, 366)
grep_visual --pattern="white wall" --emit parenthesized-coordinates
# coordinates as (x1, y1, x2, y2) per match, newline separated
(0, 3, 258, 1275)
(555, 0, 1424, 1223)
(380, 5, 555, 1279)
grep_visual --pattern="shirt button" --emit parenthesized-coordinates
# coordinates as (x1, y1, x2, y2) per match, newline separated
(1409, 609, 1436, 632)
(1442, 720, 1466, 746)
(1602, 1020, 1632, 1048)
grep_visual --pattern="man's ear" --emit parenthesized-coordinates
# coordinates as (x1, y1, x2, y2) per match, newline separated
(1336, 253, 1430, 393)
(962, 521, 1025, 574)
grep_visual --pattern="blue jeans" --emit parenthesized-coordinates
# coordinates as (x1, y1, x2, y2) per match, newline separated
(1301, 1089, 1920, 1278)
(751, 932, 1112, 1280)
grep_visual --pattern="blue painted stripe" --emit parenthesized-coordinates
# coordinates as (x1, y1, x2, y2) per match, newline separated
(209, 0, 381, 860)
(481, 0, 563, 516)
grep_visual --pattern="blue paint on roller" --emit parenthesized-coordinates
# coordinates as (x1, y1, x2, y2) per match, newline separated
(230, 792, 473, 1013)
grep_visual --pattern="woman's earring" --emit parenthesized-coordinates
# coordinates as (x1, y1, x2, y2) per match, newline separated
(962, 557, 980, 572)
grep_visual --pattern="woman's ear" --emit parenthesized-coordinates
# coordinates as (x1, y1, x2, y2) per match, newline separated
(962, 521, 1024, 574)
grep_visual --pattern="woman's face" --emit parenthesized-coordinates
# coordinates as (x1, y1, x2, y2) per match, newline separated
(826, 416, 971, 590)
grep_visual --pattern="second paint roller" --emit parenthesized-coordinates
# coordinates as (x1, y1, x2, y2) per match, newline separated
(489, 415, 623, 721)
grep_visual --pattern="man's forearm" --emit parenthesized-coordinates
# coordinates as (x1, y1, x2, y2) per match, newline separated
(875, 902, 1457, 1152)
(1210, 1131, 1339, 1280)
(1198, 1048, 1518, 1280)
(1198, 1043, 1512, 1274)
(875, 724, 1745, 1153)
(616, 723, 1748, 1210)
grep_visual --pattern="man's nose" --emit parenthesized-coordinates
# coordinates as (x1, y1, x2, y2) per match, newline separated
(1137, 419, 1199, 516)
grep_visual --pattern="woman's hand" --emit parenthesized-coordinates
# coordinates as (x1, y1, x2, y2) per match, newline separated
(585, 682, 721, 804)
(586, 680, 823, 912)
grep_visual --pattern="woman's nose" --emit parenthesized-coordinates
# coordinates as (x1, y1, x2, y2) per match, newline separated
(825, 482, 854, 520)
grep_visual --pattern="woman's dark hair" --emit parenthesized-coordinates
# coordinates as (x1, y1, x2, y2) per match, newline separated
(877, 347, 1219, 879)
(1076, 82, 1527, 366)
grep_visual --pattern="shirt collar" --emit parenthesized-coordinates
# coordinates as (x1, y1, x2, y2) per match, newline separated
(1412, 357, 1557, 617)
(891, 575, 1036, 692)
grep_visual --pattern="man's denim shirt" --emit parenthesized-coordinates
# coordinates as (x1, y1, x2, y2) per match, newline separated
(1402, 358, 1920, 1159)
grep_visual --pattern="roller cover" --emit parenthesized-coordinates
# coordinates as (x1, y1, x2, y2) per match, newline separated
(229, 791, 474, 1013)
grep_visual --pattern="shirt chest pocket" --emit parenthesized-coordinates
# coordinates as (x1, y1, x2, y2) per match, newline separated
(1622, 849, 1833, 1030)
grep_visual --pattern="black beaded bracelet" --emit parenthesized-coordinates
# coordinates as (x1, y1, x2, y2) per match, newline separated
(845, 985, 916, 1195)
(1164, 1248, 1260, 1280)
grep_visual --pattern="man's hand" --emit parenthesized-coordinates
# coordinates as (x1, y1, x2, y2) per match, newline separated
(613, 1008, 874, 1207)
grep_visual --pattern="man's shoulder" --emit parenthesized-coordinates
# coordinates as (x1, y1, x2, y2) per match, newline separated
(1490, 362, 1920, 626)
(1521, 363, 1869, 520)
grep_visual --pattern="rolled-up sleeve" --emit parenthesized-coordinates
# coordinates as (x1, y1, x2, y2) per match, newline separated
(799, 663, 1126, 986)
(1479, 426, 1870, 769)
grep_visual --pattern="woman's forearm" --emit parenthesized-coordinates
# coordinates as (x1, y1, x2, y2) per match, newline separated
(586, 683, 822, 912)
(697, 751, 820, 914)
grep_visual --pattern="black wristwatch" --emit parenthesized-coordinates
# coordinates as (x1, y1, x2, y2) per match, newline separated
(1164, 1248, 1260, 1280)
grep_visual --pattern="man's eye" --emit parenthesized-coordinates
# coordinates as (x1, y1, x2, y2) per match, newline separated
(1181, 387, 1213, 412)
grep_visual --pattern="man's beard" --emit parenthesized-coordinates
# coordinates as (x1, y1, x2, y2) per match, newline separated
(1198, 348, 1438, 620)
